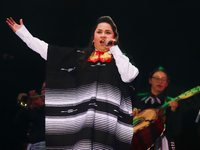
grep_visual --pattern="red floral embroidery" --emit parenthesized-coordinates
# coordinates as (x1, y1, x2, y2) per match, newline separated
(87, 51, 113, 63)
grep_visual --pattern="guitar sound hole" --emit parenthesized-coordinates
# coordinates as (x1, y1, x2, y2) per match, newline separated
(133, 117, 145, 126)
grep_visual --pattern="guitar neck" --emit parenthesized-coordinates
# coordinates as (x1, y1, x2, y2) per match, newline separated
(158, 86, 200, 111)
(158, 96, 180, 111)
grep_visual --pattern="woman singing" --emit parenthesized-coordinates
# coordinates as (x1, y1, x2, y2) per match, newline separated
(6, 16, 139, 149)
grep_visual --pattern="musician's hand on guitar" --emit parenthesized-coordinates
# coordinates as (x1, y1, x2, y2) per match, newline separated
(169, 100, 178, 112)
(133, 108, 141, 116)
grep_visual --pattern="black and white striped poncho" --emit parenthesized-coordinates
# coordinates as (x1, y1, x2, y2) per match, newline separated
(45, 45, 135, 150)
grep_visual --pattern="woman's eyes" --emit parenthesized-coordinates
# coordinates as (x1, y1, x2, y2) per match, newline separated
(97, 31, 111, 34)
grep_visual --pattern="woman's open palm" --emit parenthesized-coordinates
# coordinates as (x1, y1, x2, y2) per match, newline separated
(6, 17, 24, 32)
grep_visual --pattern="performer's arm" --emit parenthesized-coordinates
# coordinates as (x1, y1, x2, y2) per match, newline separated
(110, 45, 139, 83)
(6, 17, 48, 60)
(15, 26, 48, 60)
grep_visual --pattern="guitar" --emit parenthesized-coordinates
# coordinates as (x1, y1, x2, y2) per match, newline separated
(130, 86, 200, 150)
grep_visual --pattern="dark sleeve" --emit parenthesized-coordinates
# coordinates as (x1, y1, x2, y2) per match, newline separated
(30, 105, 44, 121)
(15, 107, 29, 126)
(165, 105, 182, 136)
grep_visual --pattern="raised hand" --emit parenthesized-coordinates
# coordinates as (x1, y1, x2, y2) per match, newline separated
(6, 17, 24, 33)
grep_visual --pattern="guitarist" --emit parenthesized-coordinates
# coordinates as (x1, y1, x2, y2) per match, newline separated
(133, 66, 182, 150)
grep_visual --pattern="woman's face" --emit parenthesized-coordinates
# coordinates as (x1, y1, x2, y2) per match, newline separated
(93, 22, 115, 52)
(149, 71, 168, 95)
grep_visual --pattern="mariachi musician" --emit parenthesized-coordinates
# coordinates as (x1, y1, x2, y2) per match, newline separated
(132, 67, 182, 150)
(15, 88, 45, 150)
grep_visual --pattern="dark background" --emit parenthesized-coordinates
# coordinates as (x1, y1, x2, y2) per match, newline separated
(1, 0, 200, 149)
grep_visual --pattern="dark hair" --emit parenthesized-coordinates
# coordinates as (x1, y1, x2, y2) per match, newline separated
(149, 66, 170, 83)
(78, 16, 119, 67)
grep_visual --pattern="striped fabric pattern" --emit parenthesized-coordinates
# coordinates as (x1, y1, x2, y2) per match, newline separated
(45, 45, 134, 150)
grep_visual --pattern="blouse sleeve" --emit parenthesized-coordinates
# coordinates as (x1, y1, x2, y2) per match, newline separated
(110, 45, 139, 83)
(15, 25, 48, 60)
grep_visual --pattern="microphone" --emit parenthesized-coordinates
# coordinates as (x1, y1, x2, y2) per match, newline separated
(101, 41, 118, 46)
